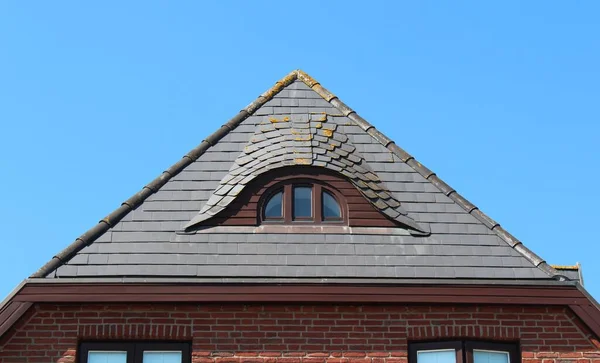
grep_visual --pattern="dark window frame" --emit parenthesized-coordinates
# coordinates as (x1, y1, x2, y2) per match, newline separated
(79, 342, 191, 363)
(409, 340, 519, 363)
(260, 177, 346, 225)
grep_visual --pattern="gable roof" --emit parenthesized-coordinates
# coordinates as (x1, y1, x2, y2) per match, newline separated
(30, 70, 562, 282)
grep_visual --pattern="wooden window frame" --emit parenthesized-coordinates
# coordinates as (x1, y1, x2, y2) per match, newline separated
(291, 184, 313, 221)
(79, 342, 191, 363)
(409, 341, 519, 363)
(260, 177, 346, 225)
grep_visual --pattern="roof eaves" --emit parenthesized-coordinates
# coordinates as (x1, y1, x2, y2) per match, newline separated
(26, 276, 580, 287)
(30, 71, 301, 278)
(291, 70, 563, 280)
(577, 283, 600, 313)
(0, 280, 26, 313)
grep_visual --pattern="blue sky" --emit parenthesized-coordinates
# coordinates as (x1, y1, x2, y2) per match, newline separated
(1, 2, 599, 300)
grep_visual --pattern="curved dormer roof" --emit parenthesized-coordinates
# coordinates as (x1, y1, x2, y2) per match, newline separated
(184, 112, 429, 234)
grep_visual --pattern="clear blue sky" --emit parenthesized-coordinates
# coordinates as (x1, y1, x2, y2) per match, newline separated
(1, 2, 599, 300)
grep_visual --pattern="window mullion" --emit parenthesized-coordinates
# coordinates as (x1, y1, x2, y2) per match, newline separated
(284, 184, 293, 223)
(132, 343, 141, 363)
(314, 185, 322, 222)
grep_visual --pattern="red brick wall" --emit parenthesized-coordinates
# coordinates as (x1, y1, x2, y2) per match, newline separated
(0, 304, 599, 363)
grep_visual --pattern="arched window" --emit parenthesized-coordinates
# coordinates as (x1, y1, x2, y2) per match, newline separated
(264, 190, 283, 219)
(261, 180, 345, 224)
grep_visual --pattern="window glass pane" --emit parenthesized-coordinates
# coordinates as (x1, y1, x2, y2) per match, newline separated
(293, 186, 312, 218)
(417, 350, 456, 363)
(88, 352, 128, 363)
(264, 191, 283, 218)
(322, 191, 341, 218)
(474, 351, 509, 363)
(143, 351, 183, 363)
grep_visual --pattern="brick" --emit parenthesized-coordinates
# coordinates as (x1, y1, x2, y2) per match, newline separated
(277, 359, 301, 363)
(385, 359, 407, 363)
(1, 304, 599, 360)
(343, 353, 367, 358)
(261, 353, 283, 357)
(215, 358, 239, 363)
(537, 353, 560, 358)
(367, 353, 389, 358)
(304, 358, 326, 363)
(238, 353, 260, 357)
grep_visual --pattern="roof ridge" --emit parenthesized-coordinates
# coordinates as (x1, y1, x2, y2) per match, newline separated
(31, 69, 562, 280)
(290, 69, 561, 280)
(30, 70, 302, 278)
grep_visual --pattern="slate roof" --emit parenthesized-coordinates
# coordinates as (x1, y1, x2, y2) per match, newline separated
(32, 70, 565, 282)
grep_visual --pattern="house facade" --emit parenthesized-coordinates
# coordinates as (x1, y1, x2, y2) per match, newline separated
(1, 70, 599, 363)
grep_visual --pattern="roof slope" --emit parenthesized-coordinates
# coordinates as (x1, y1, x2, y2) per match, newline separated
(33, 70, 562, 282)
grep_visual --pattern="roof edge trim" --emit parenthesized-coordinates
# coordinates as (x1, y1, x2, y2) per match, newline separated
(0, 280, 27, 313)
(24, 277, 578, 286)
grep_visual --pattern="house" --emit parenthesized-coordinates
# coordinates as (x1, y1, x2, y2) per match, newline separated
(1, 70, 599, 363)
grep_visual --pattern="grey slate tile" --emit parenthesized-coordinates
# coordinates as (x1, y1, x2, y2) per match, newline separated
(67, 254, 88, 265)
(285, 80, 313, 91)
(55, 265, 78, 277)
(95, 232, 112, 243)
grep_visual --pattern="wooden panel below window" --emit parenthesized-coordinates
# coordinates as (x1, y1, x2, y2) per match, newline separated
(198, 167, 398, 228)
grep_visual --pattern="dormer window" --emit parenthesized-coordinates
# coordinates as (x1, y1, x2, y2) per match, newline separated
(185, 167, 417, 230)
(261, 180, 345, 224)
